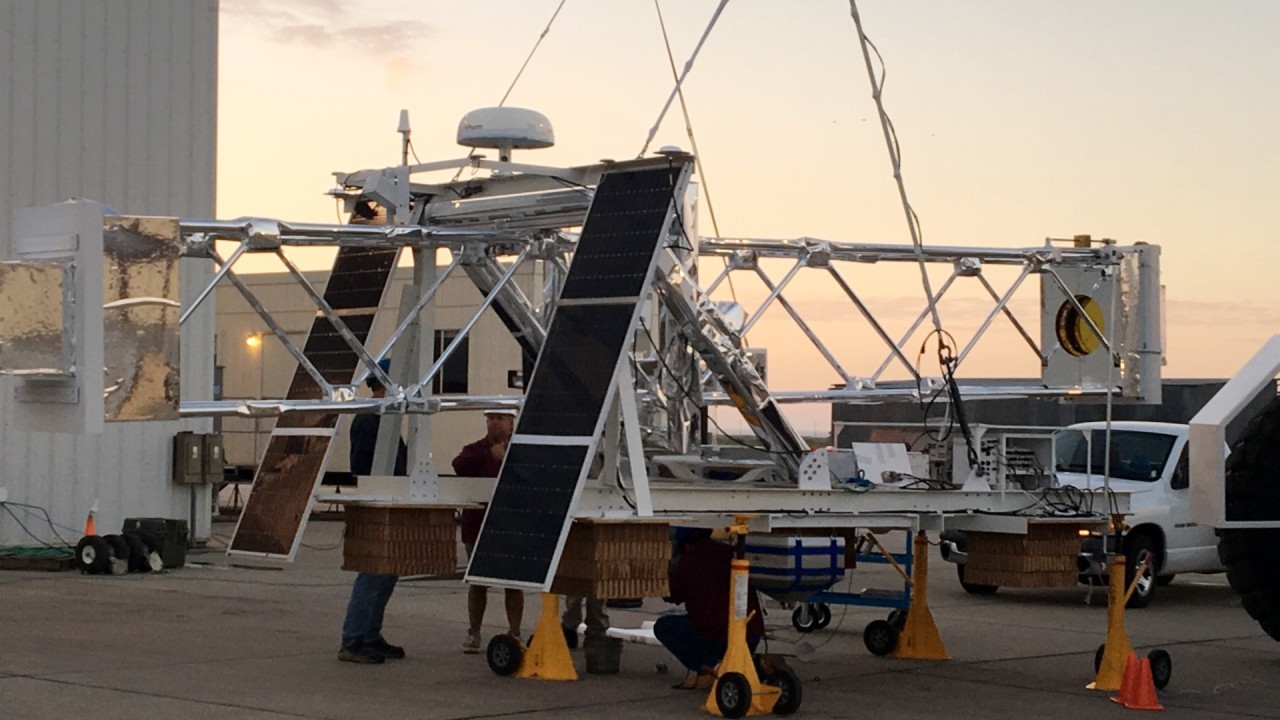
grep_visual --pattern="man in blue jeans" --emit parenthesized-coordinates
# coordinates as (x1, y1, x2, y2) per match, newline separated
(339, 362, 409, 664)
(654, 529, 764, 689)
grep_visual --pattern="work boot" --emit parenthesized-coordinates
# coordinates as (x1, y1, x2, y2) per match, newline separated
(366, 637, 406, 659)
(461, 630, 482, 654)
(338, 643, 385, 664)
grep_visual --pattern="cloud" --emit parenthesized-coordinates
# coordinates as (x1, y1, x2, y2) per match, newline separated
(223, 0, 432, 59)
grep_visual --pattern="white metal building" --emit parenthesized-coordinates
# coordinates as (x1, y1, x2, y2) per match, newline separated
(0, 1, 218, 546)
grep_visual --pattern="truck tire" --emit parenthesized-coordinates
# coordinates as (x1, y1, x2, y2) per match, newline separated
(1124, 532, 1159, 609)
(1219, 394, 1280, 642)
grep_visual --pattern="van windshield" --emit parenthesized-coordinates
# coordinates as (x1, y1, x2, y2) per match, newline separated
(1054, 429, 1176, 483)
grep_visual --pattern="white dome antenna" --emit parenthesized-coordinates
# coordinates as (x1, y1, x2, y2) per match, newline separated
(457, 107, 554, 162)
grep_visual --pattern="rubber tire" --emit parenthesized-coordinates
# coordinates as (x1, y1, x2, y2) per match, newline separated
(761, 666, 802, 716)
(1124, 533, 1159, 609)
(791, 605, 819, 633)
(1093, 643, 1106, 675)
(486, 634, 523, 677)
(957, 564, 999, 595)
(75, 535, 112, 574)
(887, 609, 908, 632)
(813, 603, 832, 630)
(714, 672, 752, 719)
(1155, 574, 1176, 587)
(103, 534, 129, 564)
(863, 619, 898, 656)
(122, 532, 151, 573)
(1147, 648, 1172, 690)
(1218, 395, 1280, 642)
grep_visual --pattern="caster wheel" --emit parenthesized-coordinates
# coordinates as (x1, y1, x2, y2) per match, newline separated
(863, 619, 899, 656)
(103, 534, 129, 564)
(75, 536, 111, 574)
(791, 605, 819, 633)
(887, 609, 908, 632)
(813, 603, 832, 629)
(714, 671, 752, 719)
(761, 665, 802, 715)
(122, 532, 151, 573)
(486, 634, 524, 676)
(1147, 648, 1172, 690)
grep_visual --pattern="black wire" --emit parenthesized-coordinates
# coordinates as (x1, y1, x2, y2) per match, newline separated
(0, 504, 74, 553)
(2, 501, 77, 546)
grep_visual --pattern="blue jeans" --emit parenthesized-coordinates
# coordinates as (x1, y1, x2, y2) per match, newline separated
(341, 573, 398, 648)
(653, 614, 760, 673)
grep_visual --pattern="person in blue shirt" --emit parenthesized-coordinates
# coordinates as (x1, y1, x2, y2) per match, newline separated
(339, 360, 408, 664)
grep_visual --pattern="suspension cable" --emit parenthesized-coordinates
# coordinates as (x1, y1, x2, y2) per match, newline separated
(847, 0, 942, 334)
(638, 0, 730, 158)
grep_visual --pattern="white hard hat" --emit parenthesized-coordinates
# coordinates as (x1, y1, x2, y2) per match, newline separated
(484, 407, 518, 417)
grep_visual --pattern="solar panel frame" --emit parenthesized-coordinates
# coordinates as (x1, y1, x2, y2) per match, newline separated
(465, 161, 692, 590)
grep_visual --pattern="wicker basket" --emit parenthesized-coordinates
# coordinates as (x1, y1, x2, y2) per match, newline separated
(549, 520, 670, 599)
(341, 505, 458, 576)
(964, 524, 1079, 588)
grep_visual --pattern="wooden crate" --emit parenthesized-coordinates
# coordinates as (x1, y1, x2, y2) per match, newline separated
(341, 505, 458, 576)
(550, 520, 670, 599)
(964, 524, 1079, 588)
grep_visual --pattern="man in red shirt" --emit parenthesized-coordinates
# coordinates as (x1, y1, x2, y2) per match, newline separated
(654, 528, 765, 689)
(453, 408, 524, 653)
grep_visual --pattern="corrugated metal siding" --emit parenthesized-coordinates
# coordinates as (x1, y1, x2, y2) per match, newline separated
(0, 0, 218, 546)
(215, 265, 533, 474)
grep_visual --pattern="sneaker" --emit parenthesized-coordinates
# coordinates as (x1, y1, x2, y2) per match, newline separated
(461, 631, 482, 654)
(338, 644, 385, 664)
(366, 637, 406, 660)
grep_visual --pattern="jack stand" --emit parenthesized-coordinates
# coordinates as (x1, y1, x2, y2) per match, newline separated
(704, 516, 781, 718)
(890, 531, 948, 660)
(1088, 555, 1146, 691)
(516, 593, 578, 681)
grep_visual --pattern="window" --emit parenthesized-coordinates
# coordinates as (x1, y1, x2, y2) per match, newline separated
(1170, 446, 1190, 490)
(433, 329, 469, 394)
(1054, 429, 1176, 483)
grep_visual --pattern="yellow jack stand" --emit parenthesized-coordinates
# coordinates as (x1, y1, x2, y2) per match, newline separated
(703, 517, 780, 717)
(516, 592, 578, 681)
(1088, 555, 1148, 691)
(890, 531, 949, 660)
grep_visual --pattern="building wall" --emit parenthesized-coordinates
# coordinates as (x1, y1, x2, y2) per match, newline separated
(215, 262, 530, 477)
(0, 1, 218, 546)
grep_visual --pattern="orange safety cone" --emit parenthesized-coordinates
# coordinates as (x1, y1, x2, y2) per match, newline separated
(1110, 653, 1140, 706)
(83, 509, 96, 537)
(1122, 658, 1164, 711)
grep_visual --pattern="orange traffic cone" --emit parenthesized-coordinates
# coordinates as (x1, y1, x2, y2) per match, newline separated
(1110, 653, 1140, 706)
(83, 509, 96, 537)
(1122, 658, 1164, 711)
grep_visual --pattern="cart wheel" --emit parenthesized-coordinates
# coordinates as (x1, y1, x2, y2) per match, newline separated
(813, 603, 832, 629)
(75, 536, 112, 574)
(761, 665, 802, 715)
(863, 619, 898, 656)
(1093, 643, 1105, 675)
(103, 534, 129, 564)
(887, 609, 908, 632)
(715, 671, 752, 719)
(486, 634, 524, 676)
(1147, 648, 1172, 690)
(791, 605, 819, 633)
(122, 531, 151, 573)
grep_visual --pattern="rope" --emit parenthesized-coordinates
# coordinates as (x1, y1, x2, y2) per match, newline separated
(637, 0, 730, 158)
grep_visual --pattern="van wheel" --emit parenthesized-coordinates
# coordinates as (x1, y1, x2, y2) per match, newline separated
(1155, 574, 1175, 587)
(957, 564, 998, 595)
(1219, 394, 1280, 641)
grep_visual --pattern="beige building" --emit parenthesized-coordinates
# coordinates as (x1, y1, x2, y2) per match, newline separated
(215, 260, 533, 478)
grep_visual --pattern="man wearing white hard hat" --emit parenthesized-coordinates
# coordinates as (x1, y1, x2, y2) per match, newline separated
(452, 407, 523, 653)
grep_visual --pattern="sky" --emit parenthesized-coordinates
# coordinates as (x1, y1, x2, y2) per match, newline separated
(217, 1, 1280, 431)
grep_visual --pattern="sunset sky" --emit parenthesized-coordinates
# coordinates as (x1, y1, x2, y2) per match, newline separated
(217, 1, 1280, 430)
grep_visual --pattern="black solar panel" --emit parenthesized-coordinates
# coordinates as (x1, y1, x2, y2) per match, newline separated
(466, 443, 590, 584)
(465, 165, 687, 589)
(517, 304, 636, 436)
(560, 168, 679, 300)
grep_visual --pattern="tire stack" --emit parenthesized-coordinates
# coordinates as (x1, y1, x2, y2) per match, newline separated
(1219, 395, 1280, 641)
(75, 529, 162, 575)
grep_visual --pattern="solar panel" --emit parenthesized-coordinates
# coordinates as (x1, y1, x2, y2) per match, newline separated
(229, 237, 399, 559)
(466, 162, 691, 589)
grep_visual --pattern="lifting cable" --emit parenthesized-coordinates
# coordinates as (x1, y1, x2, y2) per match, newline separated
(637, 0, 730, 159)
(650, 0, 743, 339)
